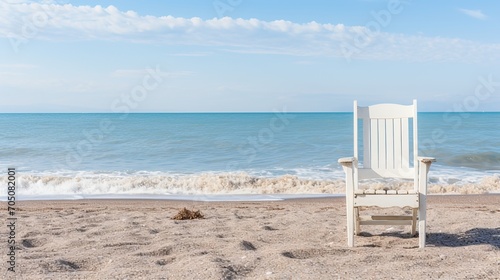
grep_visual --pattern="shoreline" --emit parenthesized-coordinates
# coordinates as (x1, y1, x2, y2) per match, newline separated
(8, 192, 500, 203)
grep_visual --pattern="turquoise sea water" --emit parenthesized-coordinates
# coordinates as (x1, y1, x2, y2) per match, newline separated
(0, 112, 499, 198)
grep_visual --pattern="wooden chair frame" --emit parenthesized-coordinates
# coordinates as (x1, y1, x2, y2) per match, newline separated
(338, 100, 435, 248)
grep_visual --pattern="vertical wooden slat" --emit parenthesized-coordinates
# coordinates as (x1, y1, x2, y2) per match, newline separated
(386, 119, 394, 169)
(353, 101, 358, 160)
(394, 118, 402, 168)
(354, 101, 359, 190)
(401, 118, 409, 169)
(363, 118, 371, 168)
(370, 119, 378, 168)
(413, 100, 419, 187)
(378, 119, 386, 169)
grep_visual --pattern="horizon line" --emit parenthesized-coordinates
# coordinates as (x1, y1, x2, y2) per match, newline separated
(0, 111, 498, 114)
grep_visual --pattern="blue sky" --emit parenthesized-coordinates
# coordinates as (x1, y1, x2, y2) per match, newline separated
(1, 0, 499, 112)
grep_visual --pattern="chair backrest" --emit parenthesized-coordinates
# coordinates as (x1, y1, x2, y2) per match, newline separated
(354, 100, 418, 182)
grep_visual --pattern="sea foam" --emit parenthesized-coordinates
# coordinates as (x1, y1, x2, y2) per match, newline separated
(1, 171, 499, 200)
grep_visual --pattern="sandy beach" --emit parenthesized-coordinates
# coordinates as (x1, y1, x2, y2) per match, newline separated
(3, 195, 499, 279)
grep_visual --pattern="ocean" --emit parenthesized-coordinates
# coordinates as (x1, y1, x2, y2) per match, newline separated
(1, 112, 499, 200)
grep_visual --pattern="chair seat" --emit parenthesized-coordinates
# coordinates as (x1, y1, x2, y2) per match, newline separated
(354, 189, 418, 195)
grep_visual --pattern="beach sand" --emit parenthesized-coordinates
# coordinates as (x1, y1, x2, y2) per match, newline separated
(3, 195, 500, 279)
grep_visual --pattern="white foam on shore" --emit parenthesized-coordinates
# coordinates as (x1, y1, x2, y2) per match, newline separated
(1, 171, 499, 201)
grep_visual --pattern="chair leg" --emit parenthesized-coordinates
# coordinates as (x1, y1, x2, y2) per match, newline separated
(354, 207, 361, 235)
(418, 206, 426, 248)
(347, 202, 354, 247)
(411, 208, 417, 236)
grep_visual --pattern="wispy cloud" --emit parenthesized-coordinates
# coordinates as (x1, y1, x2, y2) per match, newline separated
(111, 69, 156, 78)
(0, 64, 38, 69)
(1, 3, 499, 62)
(459, 8, 488, 20)
(111, 69, 192, 78)
(169, 52, 211, 57)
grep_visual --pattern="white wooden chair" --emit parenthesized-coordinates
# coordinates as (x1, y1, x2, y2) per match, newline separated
(338, 100, 435, 248)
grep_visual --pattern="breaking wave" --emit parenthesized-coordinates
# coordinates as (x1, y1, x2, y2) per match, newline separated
(1, 171, 499, 198)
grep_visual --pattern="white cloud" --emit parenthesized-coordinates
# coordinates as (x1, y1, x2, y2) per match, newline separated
(459, 8, 488, 20)
(0, 3, 499, 62)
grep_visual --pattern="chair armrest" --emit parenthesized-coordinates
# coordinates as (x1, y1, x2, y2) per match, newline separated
(338, 157, 355, 164)
(418, 157, 436, 164)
